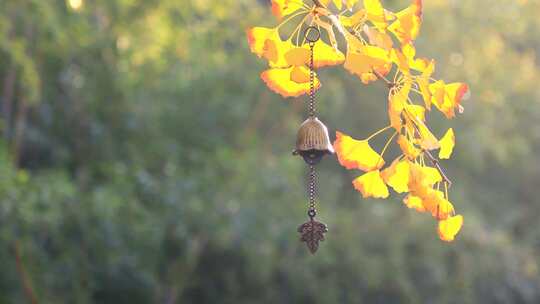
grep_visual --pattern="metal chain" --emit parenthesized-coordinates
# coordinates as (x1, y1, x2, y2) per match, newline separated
(307, 164, 317, 219)
(308, 41, 315, 118)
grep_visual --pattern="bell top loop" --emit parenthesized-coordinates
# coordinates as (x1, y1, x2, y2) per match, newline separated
(304, 26, 320, 43)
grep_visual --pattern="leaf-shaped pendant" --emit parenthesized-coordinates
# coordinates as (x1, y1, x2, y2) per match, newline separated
(298, 218, 328, 254)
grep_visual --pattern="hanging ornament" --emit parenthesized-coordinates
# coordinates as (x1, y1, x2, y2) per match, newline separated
(294, 27, 332, 254)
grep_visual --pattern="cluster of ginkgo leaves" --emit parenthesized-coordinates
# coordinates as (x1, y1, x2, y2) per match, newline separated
(247, 0, 469, 242)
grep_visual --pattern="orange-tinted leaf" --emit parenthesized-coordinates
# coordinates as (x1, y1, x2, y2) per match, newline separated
(263, 36, 293, 68)
(345, 45, 391, 81)
(290, 66, 311, 83)
(388, 0, 423, 44)
(381, 158, 410, 193)
(334, 131, 384, 171)
(271, 0, 305, 20)
(285, 47, 310, 66)
(353, 170, 389, 198)
(363, 25, 393, 50)
(261, 67, 320, 97)
(429, 81, 469, 118)
(247, 27, 278, 57)
(397, 135, 420, 159)
(388, 79, 411, 130)
(438, 214, 463, 242)
(439, 128, 455, 159)
(408, 163, 441, 196)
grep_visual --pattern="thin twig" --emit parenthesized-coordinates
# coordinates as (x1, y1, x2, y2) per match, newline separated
(423, 149, 452, 188)
(14, 241, 39, 304)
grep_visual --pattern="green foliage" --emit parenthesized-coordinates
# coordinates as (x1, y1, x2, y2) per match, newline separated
(0, 0, 540, 303)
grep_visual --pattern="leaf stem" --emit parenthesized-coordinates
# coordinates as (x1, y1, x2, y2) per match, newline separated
(366, 125, 392, 141)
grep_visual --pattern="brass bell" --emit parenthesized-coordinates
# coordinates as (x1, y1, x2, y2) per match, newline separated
(293, 116, 334, 165)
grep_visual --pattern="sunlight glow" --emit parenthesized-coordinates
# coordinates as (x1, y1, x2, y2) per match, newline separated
(68, 0, 83, 11)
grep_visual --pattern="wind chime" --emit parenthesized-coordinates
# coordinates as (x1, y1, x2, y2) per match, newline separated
(293, 27, 334, 254)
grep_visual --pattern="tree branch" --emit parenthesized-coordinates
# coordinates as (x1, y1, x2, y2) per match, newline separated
(423, 149, 452, 188)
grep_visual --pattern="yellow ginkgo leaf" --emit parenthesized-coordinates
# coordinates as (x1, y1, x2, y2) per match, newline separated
(403, 194, 425, 212)
(263, 36, 293, 68)
(415, 119, 440, 150)
(312, 40, 346, 68)
(334, 131, 384, 171)
(363, 0, 387, 31)
(388, 79, 411, 130)
(381, 158, 410, 193)
(397, 135, 420, 159)
(339, 9, 366, 27)
(285, 47, 310, 66)
(391, 43, 429, 74)
(439, 128, 455, 159)
(271, 0, 305, 20)
(408, 163, 441, 197)
(417, 60, 435, 109)
(246, 27, 278, 57)
(438, 214, 463, 242)
(353, 170, 389, 198)
(344, 0, 360, 9)
(333, 0, 343, 10)
(387, 0, 423, 45)
(344, 45, 391, 80)
(363, 25, 393, 50)
(260, 67, 320, 97)
(405, 104, 425, 122)
(429, 81, 469, 118)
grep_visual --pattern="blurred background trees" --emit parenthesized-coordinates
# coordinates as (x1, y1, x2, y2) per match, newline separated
(0, 0, 539, 303)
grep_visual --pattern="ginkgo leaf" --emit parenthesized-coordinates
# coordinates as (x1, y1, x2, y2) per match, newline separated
(334, 131, 384, 171)
(344, 45, 391, 80)
(388, 79, 411, 130)
(397, 135, 420, 159)
(333, 0, 343, 10)
(417, 60, 435, 109)
(285, 47, 310, 66)
(429, 81, 469, 118)
(388, 0, 423, 45)
(344, 0, 360, 9)
(271, 0, 305, 20)
(360, 72, 378, 84)
(263, 36, 293, 68)
(381, 158, 410, 193)
(339, 9, 366, 27)
(438, 214, 463, 242)
(415, 119, 440, 150)
(391, 43, 429, 74)
(439, 128, 455, 159)
(403, 194, 425, 212)
(261, 67, 320, 97)
(290, 66, 311, 83)
(405, 104, 425, 122)
(363, 25, 393, 50)
(408, 163, 441, 196)
(313, 40, 346, 68)
(363, 0, 387, 31)
(246, 27, 278, 57)
(353, 170, 389, 198)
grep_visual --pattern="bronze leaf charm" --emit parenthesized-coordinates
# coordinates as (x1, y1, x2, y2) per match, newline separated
(298, 218, 328, 254)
